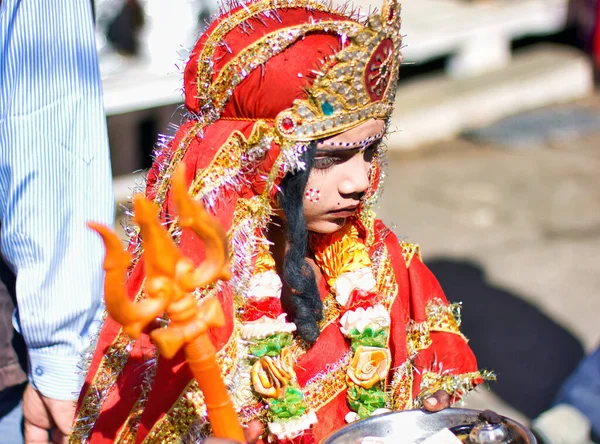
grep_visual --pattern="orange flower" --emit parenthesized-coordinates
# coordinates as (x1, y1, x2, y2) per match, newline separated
(251, 349, 296, 398)
(312, 224, 372, 287)
(346, 346, 391, 389)
(254, 245, 276, 274)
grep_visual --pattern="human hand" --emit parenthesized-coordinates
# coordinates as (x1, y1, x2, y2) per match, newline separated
(22, 384, 75, 444)
(422, 389, 451, 412)
(204, 420, 264, 444)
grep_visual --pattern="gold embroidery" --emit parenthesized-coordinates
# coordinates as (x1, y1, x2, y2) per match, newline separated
(195, 0, 331, 111)
(190, 121, 275, 203)
(415, 370, 496, 407)
(389, 360, 413, 411)
(209, 22, 359, 118)
(406, 299, 468, 356)
(400, 242, 420, 268)
(304, 352, 352, 411)
(426, 298, 464, 337)
(143, 330, 244, 441)
(71, 333, 135, 443)
(274, 3, 403, 142)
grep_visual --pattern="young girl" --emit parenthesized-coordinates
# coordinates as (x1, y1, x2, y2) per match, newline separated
(72, 0, 489, 442)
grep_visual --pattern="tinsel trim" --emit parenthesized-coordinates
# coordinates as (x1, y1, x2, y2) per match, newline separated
(388, 359, 414, 411)
(114, 353, 158, 443)
(190, 121, 275, 212)
(303, 351, 353, 411)
(414, 369, 497, 407)
(406, 298, 468, 356)
(194, 0, 342, 119)
(143, 327, 246, 441)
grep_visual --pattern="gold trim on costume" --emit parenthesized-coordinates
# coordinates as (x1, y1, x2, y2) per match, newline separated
(406, 298, 469, 356)
(195, 0, 332, 113)
(415, 369, 496, 407)
(304, 351, 353, 411)
(389, 360, 413, 410)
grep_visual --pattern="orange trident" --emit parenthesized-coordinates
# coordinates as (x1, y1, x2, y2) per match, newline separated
(88, 165, 245, 442)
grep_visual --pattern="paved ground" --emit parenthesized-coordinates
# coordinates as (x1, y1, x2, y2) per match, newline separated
(378, 95, 600, 426)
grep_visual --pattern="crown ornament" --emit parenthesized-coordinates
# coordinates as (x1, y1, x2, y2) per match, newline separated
(192, 0, 402, 144)
(274, 1, 403, 142)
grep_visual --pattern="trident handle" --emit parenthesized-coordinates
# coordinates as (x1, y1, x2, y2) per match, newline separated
(90, 165, 245, 442)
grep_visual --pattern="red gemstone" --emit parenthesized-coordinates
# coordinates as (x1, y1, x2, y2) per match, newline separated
(281, 117, 295, 132)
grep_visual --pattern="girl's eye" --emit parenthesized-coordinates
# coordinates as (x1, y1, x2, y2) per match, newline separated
(313, 156, 341, 170)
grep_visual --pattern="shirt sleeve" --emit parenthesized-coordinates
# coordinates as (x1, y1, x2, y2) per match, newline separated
(0, 0, 114, 400)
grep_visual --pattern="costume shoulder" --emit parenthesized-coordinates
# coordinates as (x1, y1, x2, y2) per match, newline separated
(372, 219, 421, 268)
(399, 241, 421, 269)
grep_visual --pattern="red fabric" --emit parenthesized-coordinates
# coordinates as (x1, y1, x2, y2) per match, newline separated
(184, 6, 353, 117)
(242, 297, 284, 321)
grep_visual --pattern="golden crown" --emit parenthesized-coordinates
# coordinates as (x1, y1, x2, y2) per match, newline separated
(275, 2, 403, 142)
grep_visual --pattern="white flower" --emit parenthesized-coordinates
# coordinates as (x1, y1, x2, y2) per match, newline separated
(333, 267, 376, 306)
(345, 411, 360, 423)
(241, 313, 296, 339)
(340, 304, 391, 336)
(268, 411, 318, 440)
(247, 270, 282, 300)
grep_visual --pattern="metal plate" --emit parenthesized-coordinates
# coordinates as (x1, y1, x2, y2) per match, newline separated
(320, 408, 536, 444)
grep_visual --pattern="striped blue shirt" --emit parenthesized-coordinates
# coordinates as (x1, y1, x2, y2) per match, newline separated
(0, 1, 114, 400)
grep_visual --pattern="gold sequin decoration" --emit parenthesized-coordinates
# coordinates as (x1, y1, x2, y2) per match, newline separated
(389, 360, 413, 411)
(143, 329, 243, 441)
(195, 0, 331, 111)
(415, 369, 496, 407)
(71, 333, 135, 443)
(406, 299, 469, 356)
(208, 21, 360, 118)
(400, 242, 421, 268)
(303, 351, 353, 411)
(190, 121, 275, 202)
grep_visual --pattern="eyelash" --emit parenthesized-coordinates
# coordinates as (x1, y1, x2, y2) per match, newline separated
(312, 144, 378, 172)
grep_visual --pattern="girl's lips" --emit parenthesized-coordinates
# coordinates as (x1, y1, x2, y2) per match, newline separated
(327, 207, 358, 218)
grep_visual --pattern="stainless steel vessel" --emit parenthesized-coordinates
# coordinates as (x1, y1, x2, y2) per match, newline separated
(320, 408, 537, 444)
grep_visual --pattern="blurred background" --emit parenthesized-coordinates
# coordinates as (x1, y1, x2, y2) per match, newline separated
(96, 0, 600, 440)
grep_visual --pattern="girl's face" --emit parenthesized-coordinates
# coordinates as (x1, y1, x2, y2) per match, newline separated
(304, 119, 385, 234)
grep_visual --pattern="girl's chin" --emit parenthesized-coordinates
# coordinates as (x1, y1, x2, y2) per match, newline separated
(307, 217, 348, 234)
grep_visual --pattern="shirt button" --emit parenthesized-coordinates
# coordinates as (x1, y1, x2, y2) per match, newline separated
(34, 366, 44, 376)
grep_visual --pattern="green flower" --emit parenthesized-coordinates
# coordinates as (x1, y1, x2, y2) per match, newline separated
(248, 333, 293, 357)
(347, 384, 388, 419)
(347, 327, 389, 350)
(266, 386, 308, 420)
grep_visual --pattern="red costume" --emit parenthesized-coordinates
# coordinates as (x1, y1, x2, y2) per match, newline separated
(72, 0, 490, 442)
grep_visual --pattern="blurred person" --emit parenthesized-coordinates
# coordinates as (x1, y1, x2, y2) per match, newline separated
(532, 346, 600, 443)
(72, 0, 492, 442)
(0, 0, 114, 442)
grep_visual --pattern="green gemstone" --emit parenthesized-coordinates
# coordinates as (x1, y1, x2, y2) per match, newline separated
(321, 101, 334, 116)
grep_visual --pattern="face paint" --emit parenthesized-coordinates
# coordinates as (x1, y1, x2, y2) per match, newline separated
(305, 188, 321, 203)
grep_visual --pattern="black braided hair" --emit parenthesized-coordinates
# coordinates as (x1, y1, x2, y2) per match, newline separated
(278, 142, 323, 344)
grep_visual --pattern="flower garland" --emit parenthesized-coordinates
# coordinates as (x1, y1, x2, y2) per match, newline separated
(311, 223, 393, 423)
(239, 244, 317, 441)
(238, 222, 395, 441)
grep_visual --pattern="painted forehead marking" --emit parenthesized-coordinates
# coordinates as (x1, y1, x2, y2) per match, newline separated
(316, 127, 385, 152)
